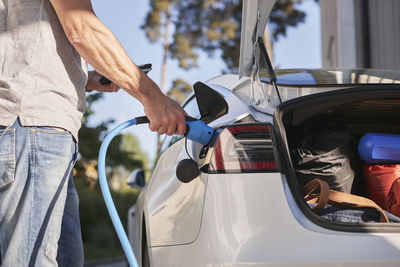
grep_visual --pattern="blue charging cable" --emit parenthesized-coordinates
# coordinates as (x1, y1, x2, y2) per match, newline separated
(98, 117, 149, 267)
(98, 115, 216, 267)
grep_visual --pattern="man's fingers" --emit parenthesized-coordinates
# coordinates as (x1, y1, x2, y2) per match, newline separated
(166, 123, 176, 136)
(144, 94, 186, 135)
(177, 120, 186, 135)
(148, 121, 160, 132)
(148, 115, 184, 136)
(112, 84, 120, 92)
(101, 83, 119, 92)
(175, 112, 186, 135)
(157, 125, 168, 135)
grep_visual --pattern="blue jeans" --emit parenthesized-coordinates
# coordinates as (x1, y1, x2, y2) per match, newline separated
(0, 119, 84, 267)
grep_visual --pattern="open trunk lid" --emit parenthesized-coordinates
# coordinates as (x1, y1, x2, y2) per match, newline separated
(239, 0, 275, 78)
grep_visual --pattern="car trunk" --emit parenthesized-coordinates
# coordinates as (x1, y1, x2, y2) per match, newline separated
(274, 85, 400, 231)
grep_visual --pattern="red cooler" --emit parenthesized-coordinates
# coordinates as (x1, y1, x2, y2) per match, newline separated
(386, 178, 400, 217)
(363, 164, 400, 209)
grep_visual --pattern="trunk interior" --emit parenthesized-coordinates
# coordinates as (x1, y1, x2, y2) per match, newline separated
(277, 87, 400, 228)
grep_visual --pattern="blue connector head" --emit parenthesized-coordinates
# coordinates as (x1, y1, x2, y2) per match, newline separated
(185, 117, 214, 146)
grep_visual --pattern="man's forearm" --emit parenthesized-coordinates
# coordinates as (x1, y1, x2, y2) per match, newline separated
(48, 0, 186, 136)
(49, 0, 157, 103)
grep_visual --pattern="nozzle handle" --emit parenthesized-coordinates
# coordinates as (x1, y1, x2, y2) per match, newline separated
(184, 118, 214, 146)
(133, 115, 213, 145)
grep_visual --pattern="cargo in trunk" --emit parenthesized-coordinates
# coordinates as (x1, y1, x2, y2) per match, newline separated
(275, 88, 400, 226)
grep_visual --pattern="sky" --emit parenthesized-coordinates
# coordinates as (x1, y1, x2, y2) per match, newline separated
(89, 0, 321, 162)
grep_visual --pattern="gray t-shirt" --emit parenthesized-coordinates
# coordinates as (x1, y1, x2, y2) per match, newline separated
(0, 0, 87, 141)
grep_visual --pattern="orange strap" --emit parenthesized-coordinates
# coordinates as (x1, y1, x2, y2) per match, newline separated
(302, 179, 330, 212)
(303, 179, 389, 223)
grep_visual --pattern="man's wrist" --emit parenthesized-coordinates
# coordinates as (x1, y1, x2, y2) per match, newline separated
(129, 74, 162, 105)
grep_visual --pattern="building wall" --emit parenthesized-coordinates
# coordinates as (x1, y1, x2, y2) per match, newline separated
(320, 0, 339, 68)
(320, 0, 357, 68)
(367, 0, 400, 70)
(321, 0, 400, 71)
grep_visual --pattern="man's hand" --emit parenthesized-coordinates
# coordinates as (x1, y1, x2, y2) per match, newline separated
(86, 71, 120, 92)
(141, 79, 186, 136)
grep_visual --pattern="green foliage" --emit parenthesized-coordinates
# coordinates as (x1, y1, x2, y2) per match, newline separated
(167, 79, 193, 104)
(77, 92, 148, 173)
(269, 0, 306, 40)
(142, 0, 311, 71)
(171, 0, 243, 70)
(75, 178, 139, 260)
(142, 0, 164, 42)
(103, 134, 144, 171)
(171, 34, 199, 69)
(142, 0, 179, 42)
(121, 134, 149, 171)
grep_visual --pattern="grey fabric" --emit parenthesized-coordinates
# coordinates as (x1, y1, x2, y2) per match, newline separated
(0, 0, 87, 141)
(292, 122, 355, 193)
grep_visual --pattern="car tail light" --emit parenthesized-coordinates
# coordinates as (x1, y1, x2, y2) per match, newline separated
(208, 124, 277, 173)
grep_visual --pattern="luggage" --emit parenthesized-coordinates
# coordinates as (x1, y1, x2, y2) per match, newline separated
(292, 122, 355, 193)
(363, 164, 400, 209)
(303, 178, 389, 223)
(359, 133, 400, 164)
(386, 178, 400, 218)
(309, 204, 400, 223)
(312, 204, 387, 223)
(359, 133, 400, 211)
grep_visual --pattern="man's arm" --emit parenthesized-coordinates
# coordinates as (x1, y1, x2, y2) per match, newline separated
(48, 0, 186, 136)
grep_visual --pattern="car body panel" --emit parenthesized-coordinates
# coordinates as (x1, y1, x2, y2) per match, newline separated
(131, 185, 145, 258)
(145, 139, 206, 247)
(206, 74, 249, 91)
(131, 72, 400, 266)
(141, 83, 254, 248)
(204, 83, 255, 128)
(149, 173, 400, 266)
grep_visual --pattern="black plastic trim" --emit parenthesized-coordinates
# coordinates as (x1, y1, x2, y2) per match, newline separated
(209, 169, 278, 174)
(193, 82, 229, 124)
(274, 85, 400, 233)
(261, 80, 398, 88)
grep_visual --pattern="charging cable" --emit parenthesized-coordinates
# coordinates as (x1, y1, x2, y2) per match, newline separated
(98, 117, 148, 267)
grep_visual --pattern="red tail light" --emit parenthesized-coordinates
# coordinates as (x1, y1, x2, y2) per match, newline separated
(208, 124, 277, 174)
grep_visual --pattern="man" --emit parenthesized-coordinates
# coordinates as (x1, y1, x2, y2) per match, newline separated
(0, 0, 186, 266)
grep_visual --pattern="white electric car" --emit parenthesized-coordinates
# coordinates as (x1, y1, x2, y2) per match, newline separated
(128, 0, 400, 266)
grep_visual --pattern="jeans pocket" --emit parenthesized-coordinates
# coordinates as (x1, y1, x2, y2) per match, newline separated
(0, 127, 15, 190)
(35, 126, 69, 135)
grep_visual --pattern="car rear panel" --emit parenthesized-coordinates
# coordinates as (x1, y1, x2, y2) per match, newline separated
(145, 139, 207, 247)
(142, 77, 400, 266)
(150, 172, 400, 266)
(149, 106, 400, 265)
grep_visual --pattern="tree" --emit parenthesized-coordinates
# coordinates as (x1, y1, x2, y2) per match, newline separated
(142, 0, 178, 92)
(76, 93, 147, 185)
(142, 0, 309, 73)
(167, 79, 193, 104)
